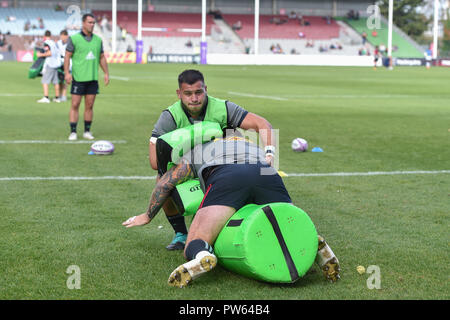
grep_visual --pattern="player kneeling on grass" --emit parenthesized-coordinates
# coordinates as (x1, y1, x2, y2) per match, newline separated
(123, 136, 340, 287)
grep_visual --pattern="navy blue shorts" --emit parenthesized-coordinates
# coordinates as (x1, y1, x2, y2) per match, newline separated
(71, 80, 99, 95)
(199, 163, 292, 210)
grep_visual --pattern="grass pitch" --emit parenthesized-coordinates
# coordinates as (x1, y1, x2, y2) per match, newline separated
(0, 61, 449, 300)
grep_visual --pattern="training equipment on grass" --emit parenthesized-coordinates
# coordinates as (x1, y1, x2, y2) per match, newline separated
(214, 202, 318, 283)
(291, 138, 308, 152)
(172, 178, 204, 216)
(156, 121, 223, 175)
(90, 140, 114, 155)
(28, 48, 45, 79)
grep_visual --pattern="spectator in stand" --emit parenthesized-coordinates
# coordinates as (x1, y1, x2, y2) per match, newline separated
(297, 13, 304, 26)
(276, 43, 283, 54)
(298, 31, 305, 38)
(289, 11, 297, 19)
(362, 31, 367, 45)
(55, 3, 63, 11)
(319, 44, 328, 53)
(185, 39, 193, 48)
(306, 39, 314, 48)
(101, 15, 109, 32)
(24, 19, 31, 32)
(38, 17, 45, 29)
(232, 20, 242, 31)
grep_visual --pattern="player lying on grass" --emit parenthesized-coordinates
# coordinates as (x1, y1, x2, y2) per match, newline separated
(123, 135, 340, 287)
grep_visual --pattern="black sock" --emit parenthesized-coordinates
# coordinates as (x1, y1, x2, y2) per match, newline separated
(45, 96, 49, 99)
(185, 239, 214, 261)
(70, 122, 77, 133)
(167, 214, 188, 235)
(84, 121, 92, 132)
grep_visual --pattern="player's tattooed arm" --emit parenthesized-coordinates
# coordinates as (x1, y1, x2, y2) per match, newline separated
(146, 159, 195, 220)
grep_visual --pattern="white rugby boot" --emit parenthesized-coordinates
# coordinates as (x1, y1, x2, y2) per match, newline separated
(82, 131, 94, 140)
(37, 97, 50, 103)
(168, 251, 217, 288)
(68, 132, 77, 141)
(316, 235, 341, 282)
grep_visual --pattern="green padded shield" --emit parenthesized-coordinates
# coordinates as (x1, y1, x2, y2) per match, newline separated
(214, 203, 318, 283)
(28, 57, 45, 79)
(172, 178, 204, 216)
(156, 121, 223, 175)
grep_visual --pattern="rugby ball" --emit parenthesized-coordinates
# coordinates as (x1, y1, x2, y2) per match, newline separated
(291, 138, 308, 152)
(90, 140, 114, 155)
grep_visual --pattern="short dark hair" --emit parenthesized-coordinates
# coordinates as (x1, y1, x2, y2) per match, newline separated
(44, 30, 51, 37)
(178, 69, 204, 88)
(82, 13, 95, 22)
(60, 29, 68, 36)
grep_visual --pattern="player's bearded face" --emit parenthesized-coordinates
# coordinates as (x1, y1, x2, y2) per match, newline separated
(177, 81, 207, 117)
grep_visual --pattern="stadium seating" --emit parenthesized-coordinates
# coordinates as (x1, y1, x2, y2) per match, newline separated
(0, 8, 82, 36)
(344, 17, 424, 58)
(93, 11, 215, 38)
(222, 14, 340, 40)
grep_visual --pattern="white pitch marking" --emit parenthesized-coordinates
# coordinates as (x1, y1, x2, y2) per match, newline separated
(0, 176, 157, 181)
(1, 170, 448, 182)
(284, 170, 450, 177)
(109, 75, 130, 81)
(0, 140, 127, 144)
(228, 91, 288, 101)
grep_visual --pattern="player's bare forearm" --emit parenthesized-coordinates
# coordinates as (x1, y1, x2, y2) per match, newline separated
(146, 160, 194, 220)
(64, 51, 72, 74)
(100, 54, 109, 76)
(240, 112, 274, 147)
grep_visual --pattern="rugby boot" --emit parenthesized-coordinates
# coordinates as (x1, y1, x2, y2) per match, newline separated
(316, 235, 341, 282)
(168, 251, 217, 288)
(166, 232, 187, 251)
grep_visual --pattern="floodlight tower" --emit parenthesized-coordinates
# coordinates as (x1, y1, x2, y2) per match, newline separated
(387, 0, 393, 69)
(201, 0, 207, 64)
(433, 0, 439, 59)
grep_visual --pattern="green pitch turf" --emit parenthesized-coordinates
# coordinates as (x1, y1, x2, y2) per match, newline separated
(0, 61, 448, 300)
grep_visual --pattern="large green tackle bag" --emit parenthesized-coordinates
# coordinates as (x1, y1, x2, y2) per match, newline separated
(214, 202, 318, 283)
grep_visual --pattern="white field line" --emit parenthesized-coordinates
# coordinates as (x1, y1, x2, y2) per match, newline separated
(0, 140, 127, 144)
(228, 91, 288, 101)
(109, 75, 130, 81)
(0, 176, 157, 181)
(284, 170, 450, 177)
(1, 170, 448, 181)
(0, 93, 172, 97)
